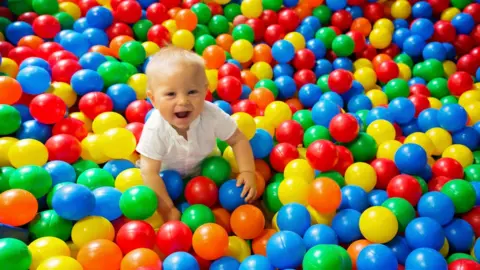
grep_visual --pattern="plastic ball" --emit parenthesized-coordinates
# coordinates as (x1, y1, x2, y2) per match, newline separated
(266, 231, 306, 269)
(359, 206, 398, 243)
(230, 205, 265, 239)
(52, 183, 95, 220)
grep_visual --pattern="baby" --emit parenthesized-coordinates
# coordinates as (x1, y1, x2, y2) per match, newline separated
(136, 46, 257, 222)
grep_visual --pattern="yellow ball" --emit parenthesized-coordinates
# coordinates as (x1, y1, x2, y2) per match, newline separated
(226, 236, 251, 262)
(70, 112, 92, 132)
(59, 2, 81, 20)
(440, 238, 449, 257)
(428, 97, 442, 110)
(223, 146, 239, 173)
(359, 206, 398, 243)
(298, 147, 307, 159)
(8, 139, 48, 168)
(426, 127, 452, 156)
(441, 7, 460, 21)
(127, 73, 148, 100)
(215, 0, 231, 4)
(442, 144, 473, 168)
(366, 89, 388, 107)
(81, 134, 110, 164)
(231, 112, 256, 140)
(28, 237, 70, 270)
(390, 0, 411, 19)
(353, 58, 373, 70)
(115, 168, 143, 192)
(102, 128, 136, 159)
(398, 63, 412, 81)
(37, 256, 83, 270)
(345, 162, 377, 192)
(250, 61, 273, 80)
(465, 101, 480, 125)
(231, 39, 254, 63)
(47, 82, 77, 108)
(443, 60, 457, 77)
(474, 83, 480, 90)
(92, 112, 127, 134)
(0, 58, 19, 77)
(278, 177, 309, 205)
(264, 101, 292, 128)
(254, 116, 275, 136)
(404, 132, 435, 157)
(66, 241, 80, 258)
(144, 211, 164, 229)
(458, 90, 480, 107)
(206, 69, 219, 91)
(162, 19, 177, 35)
(0, 137, 18, 167)
(377, 140, 403, 161)
(284, 32, 306, 51)
(284, 159, 314, 183)
(272, 212, 279, 231)
(369, 28, 392, 49)
(71, 216, 115, 247)
(373, 18, 394, 33)
(366, 119, 396, 145)
(240, 0, 262, 19)
(354, 67, 377, 90)
(307, 205, 334, 225)
(142, 41, 160, 57)
(172, 29, 195, 50)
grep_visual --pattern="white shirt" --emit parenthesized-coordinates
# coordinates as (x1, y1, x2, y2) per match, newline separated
(136, 101, 237, 176)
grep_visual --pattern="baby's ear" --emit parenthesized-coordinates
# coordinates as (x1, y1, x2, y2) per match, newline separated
(146, 89, 155, 102)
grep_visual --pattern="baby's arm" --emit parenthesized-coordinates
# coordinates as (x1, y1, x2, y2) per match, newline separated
(140, 155, 180, 221)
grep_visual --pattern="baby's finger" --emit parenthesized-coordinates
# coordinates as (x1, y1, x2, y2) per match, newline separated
(241, 185, 249, 198)
(236, 177, 243, 187)
(245, 189, 256, 203)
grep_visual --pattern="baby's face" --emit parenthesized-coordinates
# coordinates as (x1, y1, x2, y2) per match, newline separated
(147, 63, 207, 131)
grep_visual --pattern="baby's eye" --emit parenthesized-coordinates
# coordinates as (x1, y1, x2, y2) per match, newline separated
(166, 92, 176, 97)
(188, 90, 199, 95)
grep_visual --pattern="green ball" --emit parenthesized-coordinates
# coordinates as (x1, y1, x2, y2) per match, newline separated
(441, 179, 476, 214)
(421, 59, 444, 81)
(133, 20, 153, 42)
(441, 95, 458, 105)
(181, 204, 215, 232)
(77, 168, 114, 190)
(450, 0, 470, 9)
(122, 62, 138, 78)
(312, 5, 331, 25)
(317, 74, 331, 93)
(208, 15, 229, 36)
(195, 34, 216, 55)
(345, 132, 377, 162)
(72, 159, 99, 177)
(355, 110, 368, 130)
(263, 181, 283, 213)
(394, 53, 413, 69)
(427, 78, 449, 99)
(97, 61, 130, 87)
(216, 138, 229, 154)
(0, 238, 32, 270)
(191, 3, 212, 25)
(447, 253, 475, 263)
(119, 41, 146, 66)
(9, 165, 52, 198)
(0, 166, 15, 193)
(54, 12, 74, 29)
(105, 56, 119, 63)
(223, 3, 241, 22)
(303, 244, 351, 270)
(28, 210, 73, 241)
(201, 156, 231, 186)
(232, 24, 255, 43)
(384, 78, 409, 100)
(381, 197, 416, 232)
(474, 151, 480, 164)
(262, 0, 282, 11)
(414, 176, 428, 194)
(332, 35, 354, 57)
(0, 17, 11, 34)
(270, 173, 284, 182)
(318, 171, 345, 187)
(193, 24, 211, 39)
(315, 27, 336, 49)
(32, 0, 58, 14)
(293, 110, 314, 130)
(0, 105, 21, 135)
(255, 79, 278, 98)
(47, 182, 73, 209)
(303, 125, 331, 147)
(464, 164, 480, 181)
(119, 185, 158, 220)
(8, 0, 33, 16)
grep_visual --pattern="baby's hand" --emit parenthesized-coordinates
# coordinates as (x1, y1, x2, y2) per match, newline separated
(236, 171, 257, 203)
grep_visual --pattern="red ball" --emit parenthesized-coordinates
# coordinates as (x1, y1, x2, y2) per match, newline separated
(30, 93, 67, 124)
(264, 24, 285, 46)
(462, 207, 480, 238)
(110, 0, 124, 10)
(207, 2, 223, 16)
(218, 63, 241, 80)
(232, 100, 257, 116)
(457, 54, 479, 75)
(275, 120, 304, 146)
(381, 44, 401, 58)
(45, 134, 82, 164)
(387, 174, 423, 206)
(269, 143, 299, 172)
(156, 221, 192, 256)
(125, 122, 144, 144)
(78, 0, 99, 16)
(184, 176, 218, 207)
(32, 15, 61, 39)
(428, 0, 449, 14)
(448, 259, 480, 270)
(346, 30, 366, 53)
(233, 15, 248, 26)
(182, 0, 200, 9)
(292, 49, 316, 70)
(473, 25, 480, 46)
(328, 69, 353, 94)
(371, 158, 400, 189)
(37, 42, 64, 60)
(432, 20, 456, 43)
(409, 84, 430, 97)
(217, 76, 242, 102)
(455, 34, 475, 56)
(125, 100, 153, 123)
(106, 22, 133, 40)
(333, 145, 354, 175)
(205, 90, 213, 102)
(363, 3, 384, 22)
(147, 24, 171, 47)
(470, 46, 480, 61)
(465, 3, 480, 24)
(428, 175, 453, 192)
(18, 12, 38, 24)
(116, 221, 156, 254)
(7, 46, 36, 65)
(0, 41, 14, 57)
(79, 92, 114, 120)
(356, 44, 377, 60)
(306, 140, 339, 172)
(375, 60, 399, 83)
(52, 118, 88, 141)
(277, 9, 300, 32)
(246, 18, 265, 42)
(293, 69, 316, 88)
(260, 10, 278, 26)
(146, 3, 169, 25)
(162, 0, 182, 9)
(328, 113, 359, 143)
(448, 71, 474, 96)
(48, 50, 78, 67)
(331, 10, 353, 32)
(51, 59, 82, 83)
(432, 157, 464, 179)
(408, 94, 430, 117)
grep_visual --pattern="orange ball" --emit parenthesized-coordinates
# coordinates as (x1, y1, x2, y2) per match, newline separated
(89, 45, 114, 56)
(230, 205, 265, 239)
(203, 45, 226, 69)
(175, 9, 197, 31)
(0, 76, 22, 105)
(241, 70, 259, 90)
(372, 54, 392, 70)
(305, 0, 324, 8)
(77, 239, 123, 270)
(249, 87, 275, 109)
(120, 248, 162, 270)
(18, 35, 44, 49)
(294, 3, 312, 20)
(347, 239, 372, 269)
(109, 35, 134, 57)
(0, 189, 38, 226)
(168, 7, 181, 18)
(254, 159, 272, 181)
(252, 44, 273, 63)
(253, 171, 266, 199)
(213, 207, 231, 234)
(285, 98, 304, 112)
(216, 34, 234, 51)
(307, 177, 342, 214)
(252, 229, 276, 256)
(192, 223, 229, 260)
(351, 18, 372, 37)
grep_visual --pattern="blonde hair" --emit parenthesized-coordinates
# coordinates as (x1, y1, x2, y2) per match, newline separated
(145, 45, 207, 90)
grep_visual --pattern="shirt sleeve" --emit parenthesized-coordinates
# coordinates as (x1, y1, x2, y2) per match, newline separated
(136, 126, 165, 161)
(212, 104, 238, 141)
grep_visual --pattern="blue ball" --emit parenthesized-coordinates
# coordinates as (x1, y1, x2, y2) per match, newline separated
(437, 104, 468, 132)
(314, 59, 333, 77)
(366, 107, 394, 125)
(409, 77, 426, 86)
(417, 108, 439, 132)
(16, 66, 51, 95)
(410, 18, 434, 40)
(400, 119, 421, 136)
(273, 64, 294, 78)
(385, 236, 411, 265)
(417, 191, 454, 226)
(12, 104, 33, 123)
(339, 186, 369, 212)
(394, 19, 409, 29)
(86, 6, 113, 30)
(331, 209, 362, 244)
(326, 0, 346, 11)
(451, 13, 475, 35)
(411, 1, 432, 18)
(219, 179, 245, 211)
(346, 5, 363, 19)
(444, 218, 475, 253)
(332, 57, 353, 71)
(177, 201, 190, 213)
(403, 35, 426, 57)
(60, 32, 90, 58)
(102, 159, 135, 179)
(79, 52, 108, 70)
(357, 244, 398, 270)
(394, 143, 427, 175)
(474, 238, 480, 260)
(92, 187, 122, 221)
(299, 84, 322, 108)
(405, 248, 447, 270)
(405, 217, 445, 250)
(163, 252, 200, 270)
(422, 42, 447, 61)
(471, 181, 480, 206)
(347, 95, 372, 113)
(321, 91, 344, 108)
(160, 170, 184, 201)
(250, 129, 274, 159)
(52, 183, 96, 221)
(388, 97, 415, 125)
(44, 161, 76, 186)
(16, 120, 52, 143)
(341, 81, 364, 103)
(227, 59, 242, 69)
(73, 18, 90, 33)
(106, 84, 137, 112)
(283, 0, 299, 7)
(452, 127, 480, 151)
(277, 203, 311, 237)
(19, 57, 51, 74)
(266, 231, 306, 269)
(368, 189, 389, 206)
(311, 99, 341, 127)
(240, 85, 252, 100)
(82, 28, 109, 47)
(271, 40, 295, 64)
(70, 69, 104, 95)
(5, 21, 33, 44)
(239, 255, 274, 270)
(443, 42, 456, 60)
(55, 30, 75, 44)
(137, 0, 157, 8)
(303, 224, 338, 249)
(275, 76, 297, 99)
(296, 25, 314, 41)
(210, 257, 240, 270)
(214, 100, 233, 115)
(145, 108, 154, 122)
(302, 16, 321, 32)
(393, 28, 411, 48)
(306, 39, 326, 59)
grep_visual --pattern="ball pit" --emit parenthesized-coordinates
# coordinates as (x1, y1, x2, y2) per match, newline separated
(2, 0, 480, 269)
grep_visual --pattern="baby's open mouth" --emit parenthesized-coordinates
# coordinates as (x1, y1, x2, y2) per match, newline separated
(175, 111, 191, 118)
